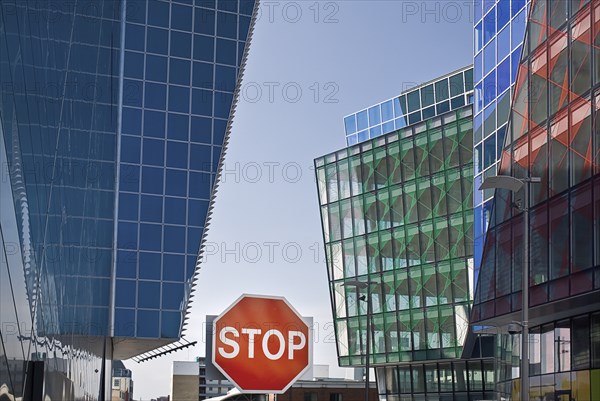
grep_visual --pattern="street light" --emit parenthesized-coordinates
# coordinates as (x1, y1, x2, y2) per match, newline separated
(343, 279, 377, 401)
(479, 175, 540, 401)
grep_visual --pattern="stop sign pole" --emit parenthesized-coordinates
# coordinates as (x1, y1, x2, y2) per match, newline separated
(212, 294, 312, 393)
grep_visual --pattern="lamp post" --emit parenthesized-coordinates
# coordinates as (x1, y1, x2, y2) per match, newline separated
(479, 175, 540, 401)
(343, 279, 376, 401)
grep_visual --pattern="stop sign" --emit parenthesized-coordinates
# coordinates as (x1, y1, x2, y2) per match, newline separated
(212, 294, 311, 393)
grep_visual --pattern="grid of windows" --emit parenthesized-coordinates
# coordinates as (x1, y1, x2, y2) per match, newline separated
(114, 0, 255, 339)
(343, 67, 474, 146)
(316, 106, 474, 367)
(376, 360, 495, 401)
(473, 0, 530, 281)
(495, 312, 600, 401)
(473, 0, 600, 323)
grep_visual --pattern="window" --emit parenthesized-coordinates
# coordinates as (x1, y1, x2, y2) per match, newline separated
(304, 392, 317, 401)
(329, 394, 342, 401)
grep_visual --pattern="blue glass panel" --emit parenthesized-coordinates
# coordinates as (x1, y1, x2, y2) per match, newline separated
(164, 225, 186, 253)
(215, 65, 236, 91)
(123, 79, 143, 107)
(117, 251, 137, 278)
(239, 15, 250, 41)
(142, 166, 164, 194)
(118, 222, 138, 250)
(382, 121, 394, 134)
(187, 226, 202, 253)
(193, 62, 214, 89)
(120, 164, 140, 192)
(217, 11, 237, 39)
(167, 141, 189, 169)
(190, 144, 211, 171)
(344, 115, 357, 134)
(214, 119, 227, 144)
(214, 92, 233, 118)
(195, 8, 216, 35)
(497, 125, 507, 155)
(436, 102, 449, 115)
(474, 51, 482, 84)
(483, 8, 495, 45)
(115, 308, 136, 337)
(357, 130, 368, 142)
(194, 34, 215, 62)
(125, 23, 145, 51)
(187, 256, 197, 280)
(512, 0, 525, 17)
(146, 55, 168, 82)
(475, 144, 483, 175)
(483, 71, 496, 107)
(483, 0, 495, 15)
(422, 106, 435, 120)
(168, 86, 190, 113)
(483, 133, 496, 169)
(171, 4, 193, 31)
(124, 51, 144, 79)
(497, 0, 510, 30)
(188, 199, 209, 226)
(191, 116, 212, 144)
(511, 47, 521, 83)
(147, 27, 169, 54)
(143, 138, 165, 166)
(165, 197, 186, 224)
(357, 111, 368, 131)
(407, 90, 420, 113)
(474, 82, 483, 112)
(483, 39, 496, 77)
(368, 105, 381, 125)
(137, 310, 159, 338)
(116, 280, 136, 307)
(381, 100, 393, 121)
(140, 223, 162, 252)
(168, 113, 189, 141)
(192, 89, 213, 116)
(161, 312, 182, 338)
(127, 2, 146, 23)
(450, 95, 465, 110)
(216, 38, 237, 65)
(119, 192, 139, 220)
(189, 172, 211, 199)
(170, 59, 191, 86)
(138, 281, 161, 309)
(394, 117, 406, 130)
(148, 0, 170, 27)
(475, 22, 483, 54)
(163, 254, 186, 281)
(512, 10, 526, 50)
(171, 31, 192, 58)
(141, 195, 163, 223)
(474, 0, 482, 22)
(166, 169, 188, 197)
(218, 0, 237, 12)
(121, 136, 141, 163)
(497, 57, 510, 95)
(123, 107, 142, 135)
(144, 111, 166, 138)
(408, 111, 421, 125)
(369, 125, 382, 138)
(497, 26, 511, 63)
(145, 82, 167, 110)
(162, 283, 184, 309)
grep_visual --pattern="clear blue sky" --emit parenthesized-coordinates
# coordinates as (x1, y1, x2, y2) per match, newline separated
(132, 2, 473, 398)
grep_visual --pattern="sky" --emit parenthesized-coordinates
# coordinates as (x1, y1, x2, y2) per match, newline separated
(131, 1, 473, 398)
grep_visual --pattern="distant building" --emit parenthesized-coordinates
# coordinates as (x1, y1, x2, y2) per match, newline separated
(112, 361, 133, 401)
(172, 361, 200, 401)
(197, 357, 235, 400)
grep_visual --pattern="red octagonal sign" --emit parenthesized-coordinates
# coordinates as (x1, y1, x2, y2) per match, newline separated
(212, 294, 312, 393)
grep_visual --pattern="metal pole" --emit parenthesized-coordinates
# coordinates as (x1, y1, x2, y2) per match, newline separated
(521, 180, 530, 401)
(365, 284, 371, 401)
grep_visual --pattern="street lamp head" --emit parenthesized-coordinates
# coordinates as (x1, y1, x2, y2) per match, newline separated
(479, 175, 524, 193)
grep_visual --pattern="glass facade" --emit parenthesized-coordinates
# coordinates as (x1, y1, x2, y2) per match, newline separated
(473, 0, 530, 280)
(316, 103, 479, 377)
(0, 0, 256, 398)
(343, 67, 474, 146)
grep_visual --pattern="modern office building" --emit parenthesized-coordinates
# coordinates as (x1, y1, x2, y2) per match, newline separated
(470, 0, 600, 399)
(0, 0, 257, 398)
(342, 66, 474, 146)
(316, 88, 498, 400)
(473, 0, 530, 276)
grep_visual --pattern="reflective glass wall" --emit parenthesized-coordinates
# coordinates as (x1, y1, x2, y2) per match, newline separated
(343, 67, 473, 146)
(316, 105, 474, 367)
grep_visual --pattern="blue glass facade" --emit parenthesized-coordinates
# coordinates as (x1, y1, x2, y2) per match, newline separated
(343, 66, 474, 145)
(473, 0, 529, 279)
(0, 0, 256, 398)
